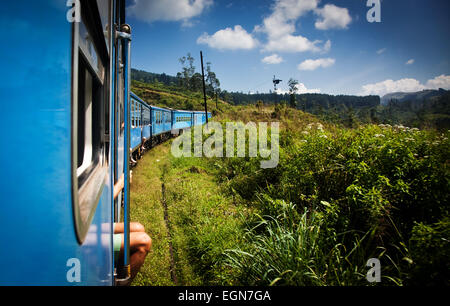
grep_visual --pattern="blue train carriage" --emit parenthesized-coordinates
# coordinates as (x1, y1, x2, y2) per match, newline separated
(130, 92, 151, 158)
(0, 0, 135, 285)
(151, 106, 172, 141)
(172, 110, 195, 133)
(193, 111, 212, 126)
(130, 95, 143, 153)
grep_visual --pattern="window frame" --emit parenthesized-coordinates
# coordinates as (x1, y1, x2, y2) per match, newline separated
(71, 0, 111, 245)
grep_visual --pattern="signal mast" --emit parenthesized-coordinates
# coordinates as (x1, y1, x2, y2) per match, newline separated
(273, 75, 282, 104)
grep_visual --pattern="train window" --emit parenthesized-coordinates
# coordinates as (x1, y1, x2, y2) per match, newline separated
(134, 101, 137, 127)
(139, 104, 141, 127)
(131, 101, 135, 128)
(72, 1, 110, 244)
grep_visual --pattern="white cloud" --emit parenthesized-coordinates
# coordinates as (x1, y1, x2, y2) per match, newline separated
(360, 75, 450, 96)
(426, 74, 450, 89)
(262, 54, 284, 64)
(314, 4, 352, 30)
(406, 59, 415, 65)
(264, 34, 322, 53)
(296, 83, 321, 94)
(257, 0, 336, 53)
(323, 40, 332, 53)
(298, 58, 335, 71)
(197, 25, 258, 50)
(263, 0, 319, 39)
(127, 0, 212, 23)
(376, 48, 387, 55)
(276, 83, 321, 94)
(360, 78, 425, 96)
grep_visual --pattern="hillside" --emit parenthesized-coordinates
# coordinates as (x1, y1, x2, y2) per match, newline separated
(131, 68, 450, 130)
(131, 79, 232, 114)
(381, 89, 448, 105)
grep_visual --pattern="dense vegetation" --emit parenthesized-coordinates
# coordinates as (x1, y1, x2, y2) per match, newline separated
(213, 113, 449, 285)
(130, 71, 449, 286)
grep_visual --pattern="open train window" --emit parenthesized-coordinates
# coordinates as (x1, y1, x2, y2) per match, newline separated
(72, 0, 111, 244)
(131, 100, 135, 128)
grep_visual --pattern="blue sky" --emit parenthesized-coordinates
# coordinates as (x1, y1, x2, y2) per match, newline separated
(126, 0, 450, 96)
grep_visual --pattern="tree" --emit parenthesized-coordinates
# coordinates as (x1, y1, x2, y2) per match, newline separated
(370, 108, 379, 124)
(288, 78, 299, 108)
(178, 53, 196, 90)
(256, 100, 263, 110)
(206, 62, 221, 98)
(190, 73, 203, 92)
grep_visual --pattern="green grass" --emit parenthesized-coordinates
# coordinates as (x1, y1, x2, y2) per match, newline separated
(131, 140, 249, 286)
(130, 144, 174, 286)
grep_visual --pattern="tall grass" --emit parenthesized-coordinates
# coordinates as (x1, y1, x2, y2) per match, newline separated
(224, 200, 410, 286)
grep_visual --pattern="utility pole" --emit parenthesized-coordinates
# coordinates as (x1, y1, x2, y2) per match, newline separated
(200, 51, 209, 125)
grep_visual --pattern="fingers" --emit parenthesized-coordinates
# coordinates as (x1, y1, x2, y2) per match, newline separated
(114, 222, 146, 234)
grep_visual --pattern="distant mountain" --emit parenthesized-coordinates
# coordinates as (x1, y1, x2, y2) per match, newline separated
(381, 89, 448, 105)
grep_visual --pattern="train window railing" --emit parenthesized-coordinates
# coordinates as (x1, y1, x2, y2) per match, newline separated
(72, 0, 110, 244)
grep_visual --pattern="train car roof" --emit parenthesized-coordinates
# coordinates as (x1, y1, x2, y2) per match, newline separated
(193, 111, 211, 114)
(130, 92, 150, 107)
(131, 92, 211, 115)
(173, 109, 193, 114)
(151, 105, 172, 112)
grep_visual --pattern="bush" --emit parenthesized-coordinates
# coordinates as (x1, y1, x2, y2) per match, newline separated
(220, 124, 449, 285)
(408, 217, 450, 286)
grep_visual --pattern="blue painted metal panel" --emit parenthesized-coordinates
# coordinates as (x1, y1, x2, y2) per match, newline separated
(131, 128, 142, 151)
(142, 126, 151, 140)
(0, 1, 113, 285)
(172, 111, 193, 130)
(152, 106, 171, 136)
(163, 111, 172, 133)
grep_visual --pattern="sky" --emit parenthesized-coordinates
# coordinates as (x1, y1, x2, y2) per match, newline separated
(125, 0, 450, 97)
